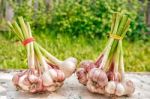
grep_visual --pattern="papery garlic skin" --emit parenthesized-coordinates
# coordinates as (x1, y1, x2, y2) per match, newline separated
(18, 75, 30, 91)
(28, 70, 39, 83)
(65, 57, 77, 64)
(36, 78, 44, 92)
(12, 68, 65, 93)
(12, 70, 27, 86)
(42, 71, 53, 86)
(55, 69, 65, 82)
(49, 69, 58, 81)
(86, 80, 97, 93)
(105, 81, 116, 94)
(80, 60, 96, 72)
(115, 83, 125, 96)
(29, 83, 38, 93)
(76, 60, 96, 86)
(28, 74, 38, 83)
(88, 68, 108, 88)
(76, 68, 88, 85)
(58, 57, 77, 78)
(86, 79, 105, 94)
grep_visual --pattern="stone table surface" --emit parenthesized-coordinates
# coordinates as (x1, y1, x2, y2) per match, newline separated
(0, 70, 150, 99)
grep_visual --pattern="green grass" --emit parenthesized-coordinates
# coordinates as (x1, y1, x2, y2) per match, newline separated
(0, 32, 150, 72)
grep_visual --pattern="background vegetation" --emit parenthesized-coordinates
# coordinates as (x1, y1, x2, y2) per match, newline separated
(0, 0, 150, 72)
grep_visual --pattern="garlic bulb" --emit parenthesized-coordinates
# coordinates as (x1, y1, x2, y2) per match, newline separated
(30, 84, 37, 93)
(76, 68, 88, 85)
(80, 60, 96, 72)
(35, 78, 44, 92)
(42, 71, 53, 86)
(123, 79, 135, 96)
(28, 70, 38, 83)
(54, 69, 65, 82)
(28, 74, 38, 83)
(75, 12, 135, 97)
(18, 75, 30, 91)
(58, 57, 77, 78)
(86, 80, 97, 93)
(88, 68, 108, 88)
(48, 69, 58, 80)
(9, 17, 78, 93)
(115, 83, 125, 96)
(86, 79, 105, 94)
(29, 78, 43, 93)
(105, 81, 116, 94)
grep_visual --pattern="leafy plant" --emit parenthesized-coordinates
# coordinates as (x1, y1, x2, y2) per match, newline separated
(1, 0, 149, 40)
(13, 0, 52, 32)
(50, 0, 150, 40)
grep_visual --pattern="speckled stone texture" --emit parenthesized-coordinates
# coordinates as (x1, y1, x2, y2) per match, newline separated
(0, 70, 150, 99)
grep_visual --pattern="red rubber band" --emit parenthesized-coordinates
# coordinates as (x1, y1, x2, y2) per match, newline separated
(22, 37, 34, 46)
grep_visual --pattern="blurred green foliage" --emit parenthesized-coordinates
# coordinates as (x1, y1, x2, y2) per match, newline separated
(13, 0, 52, 31)
(7, 0, 149, 40)
(0, 32, 150, 71)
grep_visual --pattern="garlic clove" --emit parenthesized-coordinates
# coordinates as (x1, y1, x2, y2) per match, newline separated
(76, 68, 88, 85)
(55, 69, 65, 82)
(28, 69, 39, 83)
(105, 81, 116, 94)
(42, 71, 53, 86)
(88, 68, 108, 88)
(36, 78, 44, 92)
(86, 80, 97, 93)
(29, 84, 37, 93)
(87, 80, 105, 94)
(97, 74, 108, 88)
(115, 83, 125, 96)
(86, 79, 105, 94)
(28, 74, 38, 83)
(88, 68, 98, 80)
(18, 75, 30, 91)
(59, 58, 77, 78)
(79, 60, 95, 72)
(49, 69, 57, 80)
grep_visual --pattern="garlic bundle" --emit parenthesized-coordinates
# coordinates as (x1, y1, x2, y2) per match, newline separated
(105, 40, 135, 96)
(76, 12, 135, 96)
(8, 17, 77, 93)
